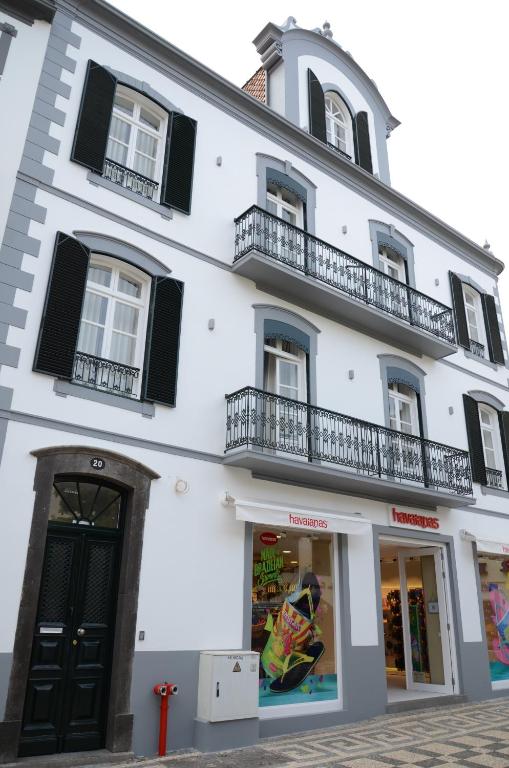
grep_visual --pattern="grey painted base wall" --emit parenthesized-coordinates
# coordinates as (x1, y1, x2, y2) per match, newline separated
(0, 654, 12, 719)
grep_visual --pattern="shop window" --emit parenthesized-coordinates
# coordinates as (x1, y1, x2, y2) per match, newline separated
(477, 552, 509, 683)
(251, 524, 338, 708)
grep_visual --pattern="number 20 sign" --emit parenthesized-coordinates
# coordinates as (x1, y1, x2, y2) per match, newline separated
(90, 457, 105, 470)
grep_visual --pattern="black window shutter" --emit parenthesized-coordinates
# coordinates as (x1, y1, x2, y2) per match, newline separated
(33, 232, 90, 379)
(71, 60, 116, 174)
(143, 277, 184, 406)
(354, 112, 373, 173)
(449, 272, 469, 349)
(482, 293, 505, 364)
(462, 394, 487, 485)
(307, 69, 326, 144)
(498, 411, 509, 486)
(160, 113, 197, 214)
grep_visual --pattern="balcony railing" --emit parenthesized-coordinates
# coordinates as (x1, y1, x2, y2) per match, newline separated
(225, 387, 473, 497)
(234, 207, 456, 346)
(469, 339, 485, 359)
(73, 352, 140, 399)
(103, 158, 159, 200)
(327, 142, 352, 160)
(486, 467, 504, 490)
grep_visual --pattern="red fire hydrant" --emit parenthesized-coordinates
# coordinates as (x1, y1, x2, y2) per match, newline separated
(153, 682, 178, 756)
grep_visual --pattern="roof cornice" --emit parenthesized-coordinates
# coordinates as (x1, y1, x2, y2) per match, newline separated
(0, 0, 55, 23)
(54, 0, 503, 277)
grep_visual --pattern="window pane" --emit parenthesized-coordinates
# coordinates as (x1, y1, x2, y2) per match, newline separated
(113, 302, 138, 335)
(478, 554, 509, 682)
(282, 209, 296, 225)
(106, 138, 128, 166)
(77, 322, 104, 357)
(139, 107, 160, 131)
(82, 291, 107, 325)
(133, 153, 156, 180)
(136, 130, 158, 158)
(114, 93, 134, 115)
(480, 409, 493, 426)
(252, 525, 338, 708)
(110, 332, 136, 365)
(266, 198, 278, 216)
(88, 265, 111, 287)
(483, 430, 495, 451)
(109, 115, 131, 144)
(279, 361, 298, 388)
(118, 273, 141, 298)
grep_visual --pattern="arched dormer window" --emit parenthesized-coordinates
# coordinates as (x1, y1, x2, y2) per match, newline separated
(324, 91, 353, 158)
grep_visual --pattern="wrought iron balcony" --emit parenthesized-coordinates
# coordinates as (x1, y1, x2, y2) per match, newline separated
(103, 158, 159, 200)
(72, 352, 140, 399)
(486, 467, 504, 490)
(224, 387, 474, 508)
(233, 207, 457, 359)
(327, 142, 352, 160)
(469, 339, 486, 359)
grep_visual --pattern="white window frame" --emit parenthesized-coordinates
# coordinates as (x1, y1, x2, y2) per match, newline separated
(106, 85, 167, 192)
(388, 382, 419, 436)
(462, 284, 488, 355)
(324, 91, 354, 158)
(266, 185, 303, 229)
(264, 339, 307, 402)
(76, 254, 151, 397)
(379, 246, 406, 283)
(479, 404, 506, 488)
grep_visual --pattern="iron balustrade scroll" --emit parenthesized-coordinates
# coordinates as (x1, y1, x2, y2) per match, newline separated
(103, 158, 159, 200)
(73, 352, 140, 398)
(486, 467, 504, 490)
(469, 339, 486, 359)
(225, 387, 473, 497)
(234, 207, 456, 345)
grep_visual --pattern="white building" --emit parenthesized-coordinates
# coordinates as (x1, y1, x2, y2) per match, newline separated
(0, 0, 509, 761)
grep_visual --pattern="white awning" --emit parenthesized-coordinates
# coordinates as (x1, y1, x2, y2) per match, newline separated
(233, 498, 371, 535)
(461, 529, 509, 556)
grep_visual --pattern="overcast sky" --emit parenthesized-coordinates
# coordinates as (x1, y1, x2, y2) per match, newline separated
(109, 0, 509, 317)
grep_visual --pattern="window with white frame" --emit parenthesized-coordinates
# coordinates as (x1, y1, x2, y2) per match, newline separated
(264, 338, 307, 402)
(75, 256, 150, 398)
(379, 246, 406, 283)
(462, 284, 487, 358)
(388, 382, 419, 436)
(325, 91, 353, 158)
(105, 86, 167, 199)
(479, 404, 505, 489)
(266, 183, 303, 228)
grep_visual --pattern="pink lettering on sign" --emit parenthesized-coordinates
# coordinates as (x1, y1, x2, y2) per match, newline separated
(392, 507, 439, 530)
(288, 513, 328, 529)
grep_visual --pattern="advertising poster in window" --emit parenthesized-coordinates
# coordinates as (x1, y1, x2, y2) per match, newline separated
(251, 525, 338, 707)
(478, 553, 509, 682)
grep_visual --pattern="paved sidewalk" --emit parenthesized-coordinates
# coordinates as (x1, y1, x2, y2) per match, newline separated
(18, 697, 509, 768)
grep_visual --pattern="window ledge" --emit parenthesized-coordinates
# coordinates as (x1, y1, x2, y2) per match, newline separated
(480, 484, 509, 499)
(87, 171, 173, 219)
(464, 349, 498, 371)
(53, 379, 155, 417)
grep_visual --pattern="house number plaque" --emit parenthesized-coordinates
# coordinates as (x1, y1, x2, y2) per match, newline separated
(90, 457, 105, 470)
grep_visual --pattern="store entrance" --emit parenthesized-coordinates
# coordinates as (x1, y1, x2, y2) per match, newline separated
(380, 538, 456, 703)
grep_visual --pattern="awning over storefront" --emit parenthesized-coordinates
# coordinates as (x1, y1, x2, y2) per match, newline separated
(232, 498, 372, 535)
(460, 529, 509, 556)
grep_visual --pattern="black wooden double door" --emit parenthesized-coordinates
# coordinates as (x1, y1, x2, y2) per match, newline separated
(19, 523, 121, 756)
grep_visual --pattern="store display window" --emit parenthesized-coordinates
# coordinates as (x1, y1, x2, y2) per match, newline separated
(478, 553, 509, 683)
(251, 524, 338, 708)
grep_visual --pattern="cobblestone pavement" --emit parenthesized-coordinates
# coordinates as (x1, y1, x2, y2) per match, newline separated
(61, 698, 509, 768)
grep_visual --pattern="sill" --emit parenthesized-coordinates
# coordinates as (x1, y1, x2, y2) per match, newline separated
(53, 379, 155, 417)
(480, 484, 509, 499)
(464, 348, 499, 371)
(86, 171, 173, 219)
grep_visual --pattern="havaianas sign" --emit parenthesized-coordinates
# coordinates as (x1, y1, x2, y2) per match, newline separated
(390, 506, 440, 530)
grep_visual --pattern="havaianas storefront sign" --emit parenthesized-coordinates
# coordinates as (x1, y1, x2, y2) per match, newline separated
(389, 505, 440, 531)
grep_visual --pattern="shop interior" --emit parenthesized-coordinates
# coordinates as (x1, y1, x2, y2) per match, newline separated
(379, 538, 452, 703)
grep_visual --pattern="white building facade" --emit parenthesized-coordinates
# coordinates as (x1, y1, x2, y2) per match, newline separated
(1, 0, 509, 761)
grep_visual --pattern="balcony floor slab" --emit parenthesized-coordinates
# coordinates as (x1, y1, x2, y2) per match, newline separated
(233, 250, 457, 360)
(223, 448, 476, 510)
